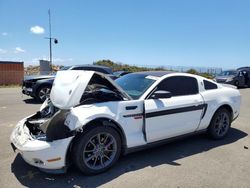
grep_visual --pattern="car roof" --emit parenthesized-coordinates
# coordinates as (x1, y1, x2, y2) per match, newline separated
(131, 71, 175, 77)
(237, 67, 250, 71)
(70, 64, 113, 74)
(71, 64, 111, 69)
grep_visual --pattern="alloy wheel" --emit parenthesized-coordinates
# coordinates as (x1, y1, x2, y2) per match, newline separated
(38, 87, 51, 101)
(214, 112, 230, 136)
(83, 132, 117, 170)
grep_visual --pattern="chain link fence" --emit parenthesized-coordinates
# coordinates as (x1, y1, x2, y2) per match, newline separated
(143, 65, 222, 75)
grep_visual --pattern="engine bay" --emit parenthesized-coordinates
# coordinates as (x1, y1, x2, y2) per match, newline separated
(25, 77, 124, 142)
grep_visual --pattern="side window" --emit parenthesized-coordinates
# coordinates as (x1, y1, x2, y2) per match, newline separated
(156, 76, 198, 97)
(203, 80, 218, 90)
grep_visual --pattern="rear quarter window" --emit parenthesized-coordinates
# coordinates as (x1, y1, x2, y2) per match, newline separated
(204, 80, 218, 90)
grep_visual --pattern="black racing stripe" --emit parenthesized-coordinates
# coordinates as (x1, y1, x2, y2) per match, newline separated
(201, 104, 208, 119)
(146, 104, 206, 118)
(123, 113, 144, 118)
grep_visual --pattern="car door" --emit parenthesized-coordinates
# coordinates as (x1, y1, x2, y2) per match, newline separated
(145, 76, 205, 143)
(237, 71, 245, 86)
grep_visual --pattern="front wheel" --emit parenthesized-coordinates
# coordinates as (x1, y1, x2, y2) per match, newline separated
(234, 80, 239, 88)
(72, 126, 121, 175)
(208, 108, 231, 139)
(36, 85, 51, 102)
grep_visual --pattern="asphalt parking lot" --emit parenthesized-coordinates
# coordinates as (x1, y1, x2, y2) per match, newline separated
(0, 87, 249, 188)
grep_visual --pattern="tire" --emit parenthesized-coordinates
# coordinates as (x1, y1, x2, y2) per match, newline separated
(72, 125, 121, 175)
(234, 81, 239, 88)
(36, 85, 51, 103)
(208, 108, 231, 139)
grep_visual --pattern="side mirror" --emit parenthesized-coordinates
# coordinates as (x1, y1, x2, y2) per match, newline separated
(150, 90, 172, 99)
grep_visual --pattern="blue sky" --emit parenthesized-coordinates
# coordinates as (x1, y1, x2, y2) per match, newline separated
(0, 0, 249, 69)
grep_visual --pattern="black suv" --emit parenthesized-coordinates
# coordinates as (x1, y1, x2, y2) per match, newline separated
(22, 65, 114, 102)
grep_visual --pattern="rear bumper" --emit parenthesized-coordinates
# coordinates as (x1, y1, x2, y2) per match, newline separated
(10, 118, 73, 171)
(232, 94, 241, 122)
(232, 113, 239, 122)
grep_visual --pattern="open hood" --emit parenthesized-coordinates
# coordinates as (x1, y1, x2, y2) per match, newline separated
(50, 70, 131, 109)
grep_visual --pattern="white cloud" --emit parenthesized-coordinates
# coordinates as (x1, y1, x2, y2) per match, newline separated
(53, 58, 73, 63)
(0, 48, 7, 54)
(14, 47, 26, 53)
(30, 26, 45, 34)
(0, 48, 7, 53)
(2, 32, 8, 36)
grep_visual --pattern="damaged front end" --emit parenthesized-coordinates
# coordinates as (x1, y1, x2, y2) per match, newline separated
(11, 70, 129, 173)
(10, 99, 74, 172)
(25, 99, 75, 142)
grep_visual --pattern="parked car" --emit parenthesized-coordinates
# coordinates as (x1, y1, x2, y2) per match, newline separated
(215, 67, 250, 88)
(11, 71, 241, 175)
(22, 65, 114, 102)
(237, 67, 250, 87)
(113, 70, 131, 78)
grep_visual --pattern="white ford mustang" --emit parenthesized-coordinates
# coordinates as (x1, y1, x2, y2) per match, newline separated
(10, 70, 241, 174)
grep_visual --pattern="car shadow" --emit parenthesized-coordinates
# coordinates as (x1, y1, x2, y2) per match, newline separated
(238, 87, 250, 90)
(11, 128, 247, 188)
(23, 98, 41, 104)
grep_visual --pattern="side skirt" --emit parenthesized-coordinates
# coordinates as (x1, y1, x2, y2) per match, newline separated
(123, 129, 207, 155)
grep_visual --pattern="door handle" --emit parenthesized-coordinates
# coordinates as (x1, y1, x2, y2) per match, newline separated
(126, 106, 138, 110)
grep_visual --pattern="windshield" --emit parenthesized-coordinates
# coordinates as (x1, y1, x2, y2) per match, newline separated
(115, 73, 156, 99)
(219, 70, 237, 76)
(113, 71, 122, 76)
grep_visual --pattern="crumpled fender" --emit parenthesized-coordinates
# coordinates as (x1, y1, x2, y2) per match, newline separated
(64, 102, 120, 131)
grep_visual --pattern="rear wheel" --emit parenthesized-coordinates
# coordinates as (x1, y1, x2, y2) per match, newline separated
(72, 126, 121, 175)
(208, 108, 231, 139)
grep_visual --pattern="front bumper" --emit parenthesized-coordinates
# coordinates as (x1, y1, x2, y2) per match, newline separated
(216, 79, 234, 85)
(22, 87, 33, 96)
(10, 117, 73, 171)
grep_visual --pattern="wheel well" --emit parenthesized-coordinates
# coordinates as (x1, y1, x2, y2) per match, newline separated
(35, 83, 52, 94)
(72, 118, 127, 150)
(215, 104, 233, 120)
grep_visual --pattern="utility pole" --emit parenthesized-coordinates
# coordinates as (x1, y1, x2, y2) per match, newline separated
(49, 9, 52, 65)
(45, 9, 58, 70)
